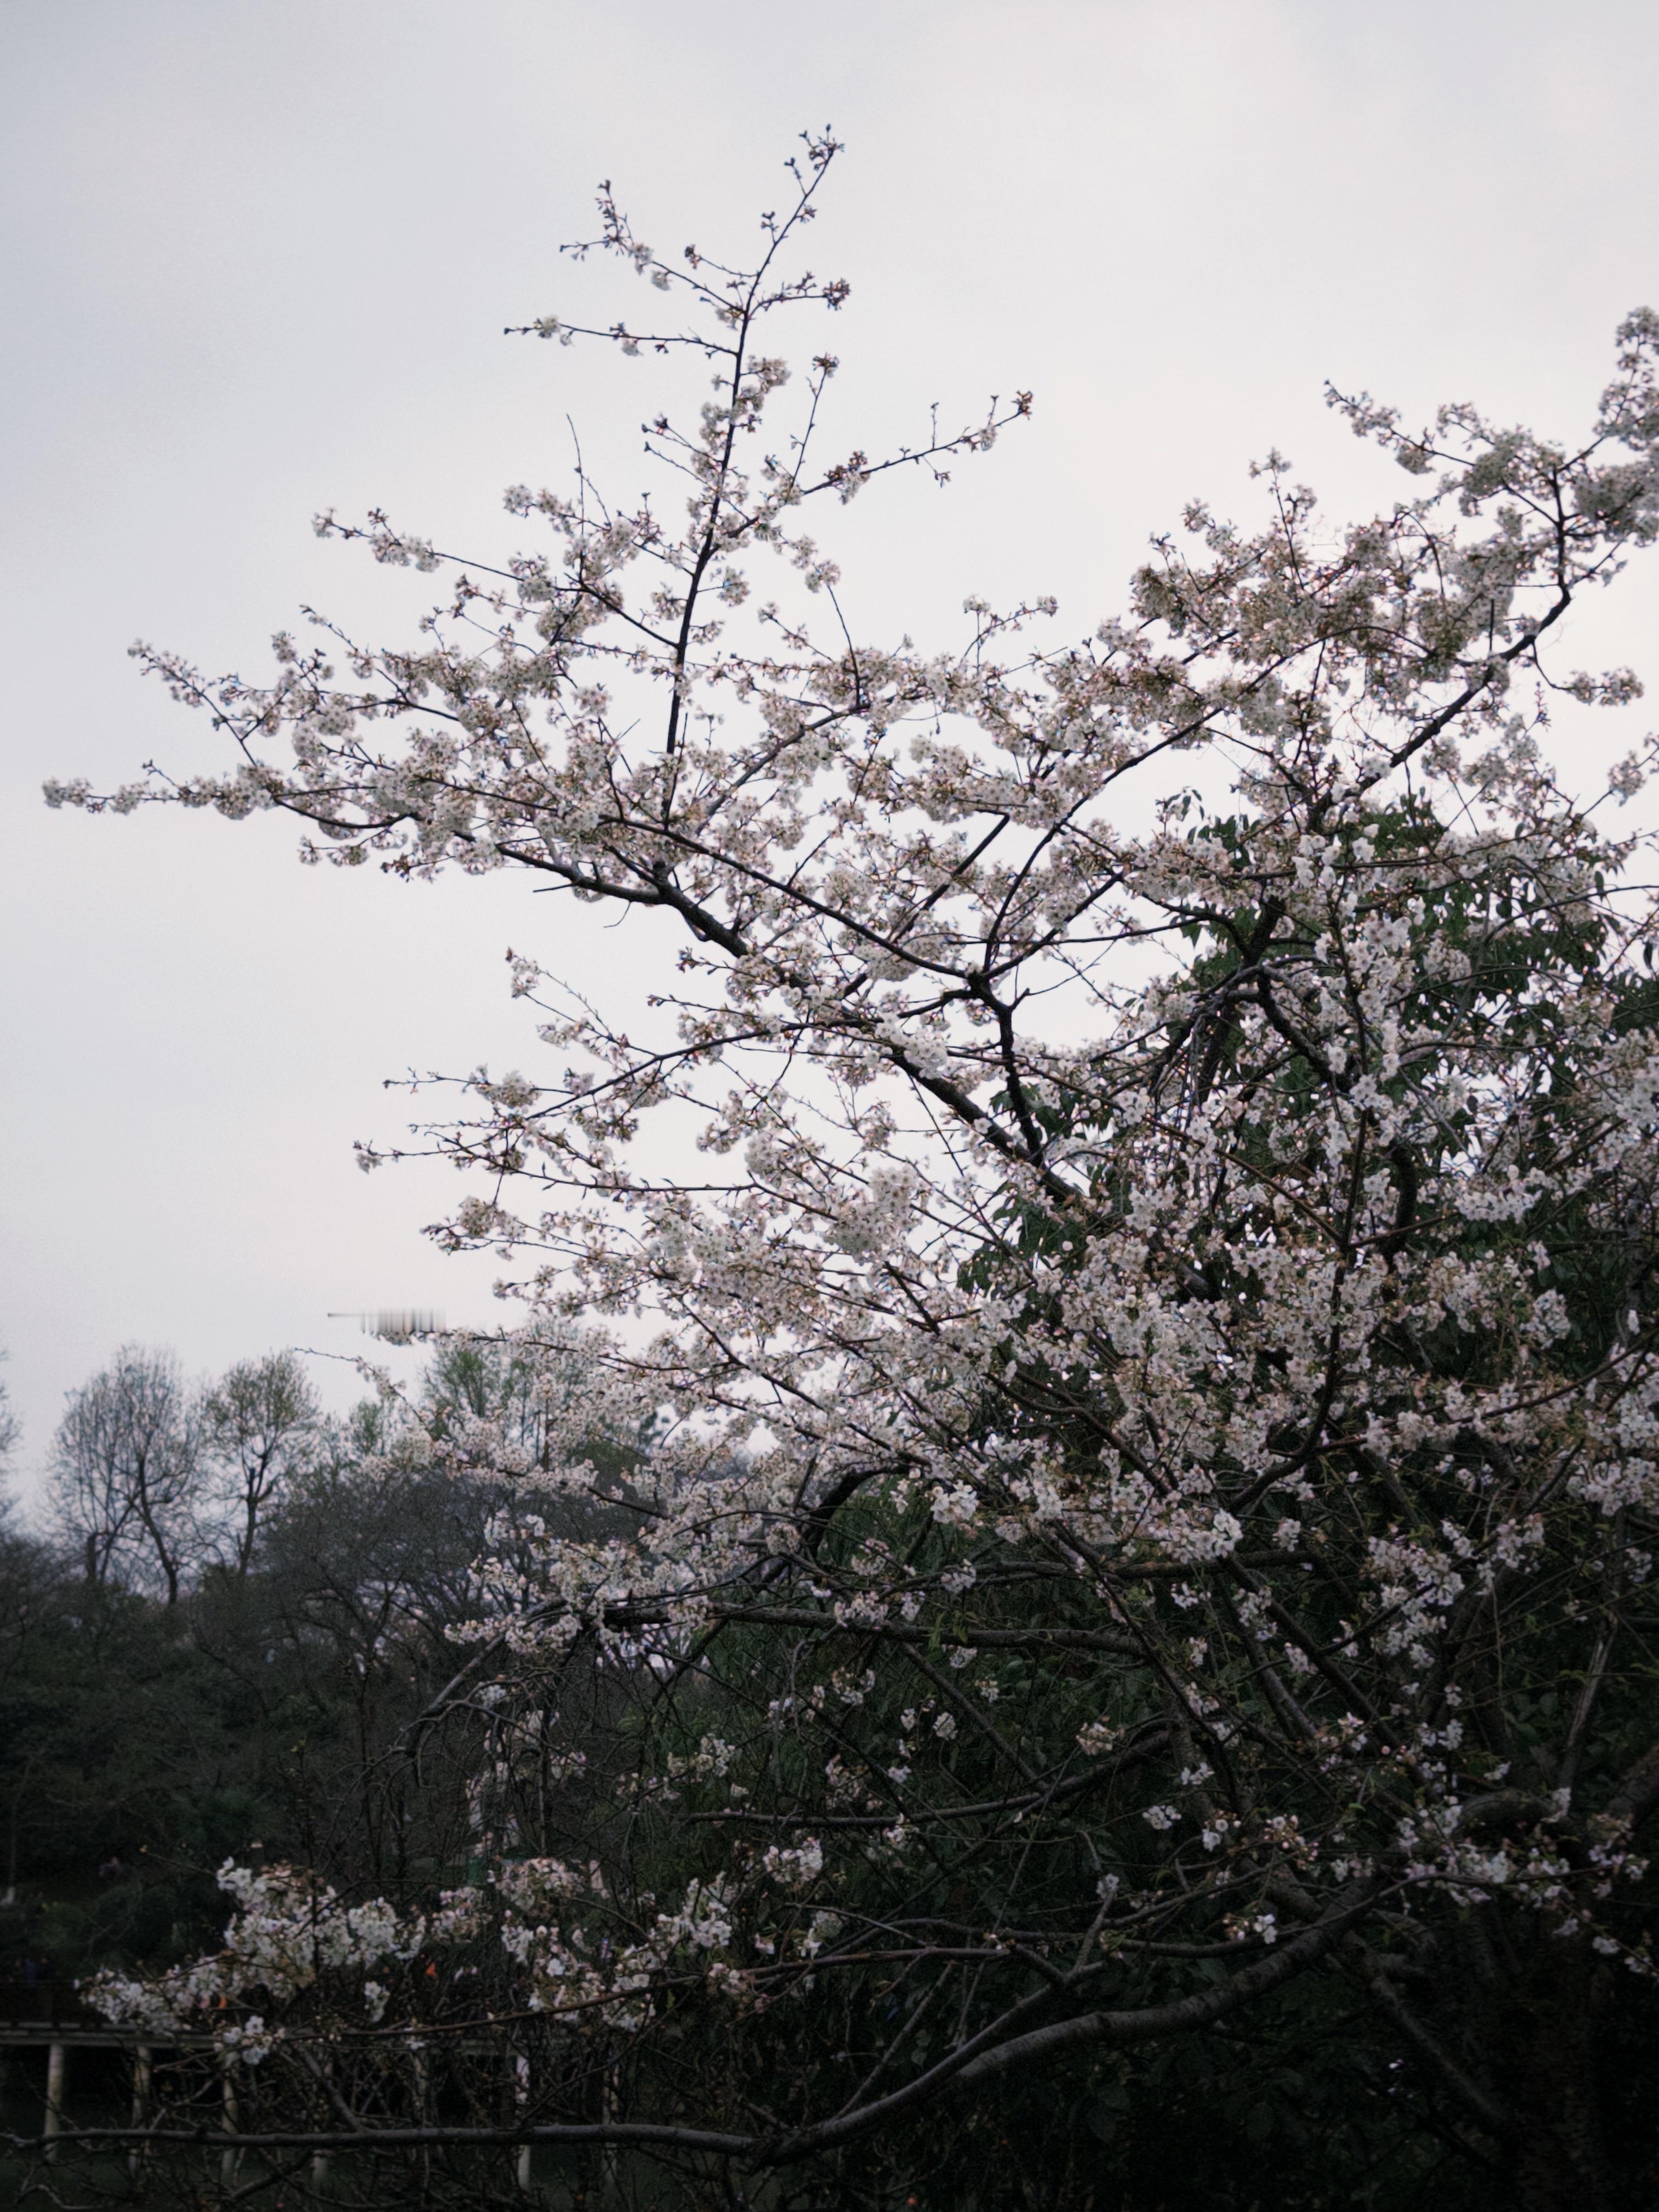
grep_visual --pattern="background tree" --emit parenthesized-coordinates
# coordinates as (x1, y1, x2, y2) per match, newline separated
(46, 1345, 201, 1603)
(46, 142, 1659, 2211)
(200, 1348, 321, 1575)
(0, 1354, 19, 1476)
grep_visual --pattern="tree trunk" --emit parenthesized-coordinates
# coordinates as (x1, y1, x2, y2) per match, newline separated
(1498, 1934, 1610, 2212)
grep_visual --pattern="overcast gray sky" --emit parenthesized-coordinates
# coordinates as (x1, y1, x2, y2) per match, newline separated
(5, 0, 1659, 1485)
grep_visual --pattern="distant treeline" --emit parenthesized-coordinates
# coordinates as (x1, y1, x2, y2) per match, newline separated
(0, 1342, 567, 1984)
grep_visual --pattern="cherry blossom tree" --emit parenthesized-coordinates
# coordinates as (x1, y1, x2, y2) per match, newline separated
(44, 137, 1659, 2209)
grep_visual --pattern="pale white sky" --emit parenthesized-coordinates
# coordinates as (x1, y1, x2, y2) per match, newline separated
(5, 0, 1659, 1483)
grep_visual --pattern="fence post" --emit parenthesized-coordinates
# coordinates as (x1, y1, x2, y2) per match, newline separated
(43, 2041, 66, 2161)
(221, 2070, 241, 2188)
(129, 2044, 152, 2177)
(511, 2047, 535, 2196)
(414, 2046, 432, 2196)
(601, 2058, 619, 2207)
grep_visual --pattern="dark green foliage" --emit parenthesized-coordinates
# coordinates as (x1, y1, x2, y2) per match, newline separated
(0, 1422, 503, 1983)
